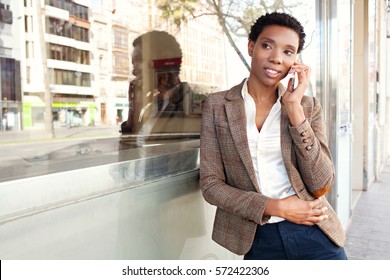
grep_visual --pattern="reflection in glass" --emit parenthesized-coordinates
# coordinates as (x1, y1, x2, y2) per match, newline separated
(120, 31, 205, 141)
(0, 0, 323, 182)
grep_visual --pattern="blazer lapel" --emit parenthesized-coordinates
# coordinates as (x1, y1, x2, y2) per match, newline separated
(225, 82, 261, 193)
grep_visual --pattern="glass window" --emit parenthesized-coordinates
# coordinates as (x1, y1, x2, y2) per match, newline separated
(81, 73, 91, 87)
(113, 51, 129, 75)
(0, 1, 326, 185)
(1, 58, 16, 101)
(114, 28, 128, 49)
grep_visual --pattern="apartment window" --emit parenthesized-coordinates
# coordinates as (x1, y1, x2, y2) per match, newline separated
(26, 66, 31, 84)
(24, 16, 28, 32)
(71, 3, 88, 21)
(64, 22, 72, 38)
(46, 0, 71, 10)
(0, 3, 9, 10)
(52, 69, 91, 87)
(114, 28, 128, 49)
(79, 50, 90, 64)
(73, 25, 89, 42)
(25, 41, 34, 59)
(62, 45, 71, 61)
(48, 44, 90, 65)
(48, 17, 89, 42)
(63, 70, 72, 85)
(1, 58, 16, 101)
(48, 17, 67, 36)
(49, 44, 62, 60)
(113, 52, 129, 75)
(0, 2, 12, 24)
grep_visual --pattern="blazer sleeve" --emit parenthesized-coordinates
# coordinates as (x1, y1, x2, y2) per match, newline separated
(288, 96, 335, 198)
(199, 94, 271, 225)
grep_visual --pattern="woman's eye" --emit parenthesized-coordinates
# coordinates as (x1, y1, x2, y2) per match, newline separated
(262, 43, 271, 49)
(285, 50, 293, 55)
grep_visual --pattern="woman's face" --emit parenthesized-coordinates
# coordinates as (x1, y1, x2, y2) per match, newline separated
(248, 25, 299, 87)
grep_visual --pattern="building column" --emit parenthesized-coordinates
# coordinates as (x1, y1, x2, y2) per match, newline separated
(352, 0, 368, 192)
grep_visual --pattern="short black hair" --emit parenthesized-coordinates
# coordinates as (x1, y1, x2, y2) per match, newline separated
(248, 12, 306, 53)
(133, 30, 182, 57)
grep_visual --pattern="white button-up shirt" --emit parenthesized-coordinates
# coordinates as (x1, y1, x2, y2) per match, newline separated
(242, 79, 296, 223)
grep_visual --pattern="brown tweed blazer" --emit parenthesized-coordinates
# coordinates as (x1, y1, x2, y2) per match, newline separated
(199, 80, 346, 255)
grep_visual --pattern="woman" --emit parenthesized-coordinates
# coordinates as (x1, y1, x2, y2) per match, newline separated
(199, 12, 347, 260)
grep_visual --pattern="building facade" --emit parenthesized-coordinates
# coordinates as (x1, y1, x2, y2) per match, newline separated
(21, 0, 94, 129)
(0, 0, 22, 131)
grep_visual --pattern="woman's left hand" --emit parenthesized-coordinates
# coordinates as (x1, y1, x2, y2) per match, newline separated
(282, 61, 311, 126)
(282, 61, 311, 105)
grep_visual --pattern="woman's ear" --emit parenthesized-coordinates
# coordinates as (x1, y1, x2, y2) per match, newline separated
(248, 40, 254, 56)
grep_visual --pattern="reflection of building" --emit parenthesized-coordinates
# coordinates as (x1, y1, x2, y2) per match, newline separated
(156, 11, 227, 94)
(91, 0, 149, 126)
(0, 0, 22, 131)
(14, 0, 226, 130)
(21, 0, 94, 128)
(91, 0, 226, 127)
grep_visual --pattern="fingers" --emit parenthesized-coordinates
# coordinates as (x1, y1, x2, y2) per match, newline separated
(281, 195, 330, 226)
(307, 198, 329, 224)
(289, 61, 311, 84)
(282, 62, 310, 100)
(289, 61, 310, 72)
(311, 207, 329, 220)
(293, 198, 329, 225)
(309, 198, 328, 217)
(298, 211, 328, 226)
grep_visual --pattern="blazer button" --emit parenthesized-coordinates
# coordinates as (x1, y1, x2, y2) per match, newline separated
(303, 138, 309, 143)
(306, 145, 313, 151)
(300, 131, 307, 137)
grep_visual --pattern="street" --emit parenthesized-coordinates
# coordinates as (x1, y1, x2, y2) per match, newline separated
(0, 125, 122, 182)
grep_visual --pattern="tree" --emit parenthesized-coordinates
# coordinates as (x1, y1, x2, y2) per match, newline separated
(155, 0, 304, 71)
(35, 0, 55, 138)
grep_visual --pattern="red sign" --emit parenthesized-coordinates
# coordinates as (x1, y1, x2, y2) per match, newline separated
(153, 57, 182, 68)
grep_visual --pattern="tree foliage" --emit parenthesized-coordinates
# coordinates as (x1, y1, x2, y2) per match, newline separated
(156, 0, 199, 27)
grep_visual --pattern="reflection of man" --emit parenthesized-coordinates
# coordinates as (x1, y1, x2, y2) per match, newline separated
(121, 31, 185, 135)
(166, 72, 184, 113)
(156, 73, 169, 112)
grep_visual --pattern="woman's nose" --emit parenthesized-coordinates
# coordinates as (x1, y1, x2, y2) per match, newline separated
(269, 51, 282, 64)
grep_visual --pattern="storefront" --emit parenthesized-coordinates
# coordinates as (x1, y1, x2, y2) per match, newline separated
(22, 95, 96, 128)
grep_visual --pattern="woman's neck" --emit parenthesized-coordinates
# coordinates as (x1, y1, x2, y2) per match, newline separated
(247, 78, 278, 105)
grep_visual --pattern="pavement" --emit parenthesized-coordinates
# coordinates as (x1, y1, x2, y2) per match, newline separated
(344, 158, 390, 260)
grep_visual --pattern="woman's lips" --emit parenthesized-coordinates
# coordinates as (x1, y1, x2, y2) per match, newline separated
(264, 67, 281, 78)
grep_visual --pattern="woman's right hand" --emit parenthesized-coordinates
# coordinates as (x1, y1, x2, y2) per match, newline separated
(265, 195, 328, 226)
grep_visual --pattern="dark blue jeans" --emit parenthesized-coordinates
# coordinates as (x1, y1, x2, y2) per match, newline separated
(244, 220, 348, 260)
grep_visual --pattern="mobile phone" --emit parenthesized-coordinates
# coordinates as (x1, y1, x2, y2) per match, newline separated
(288, 71, 295, 91)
